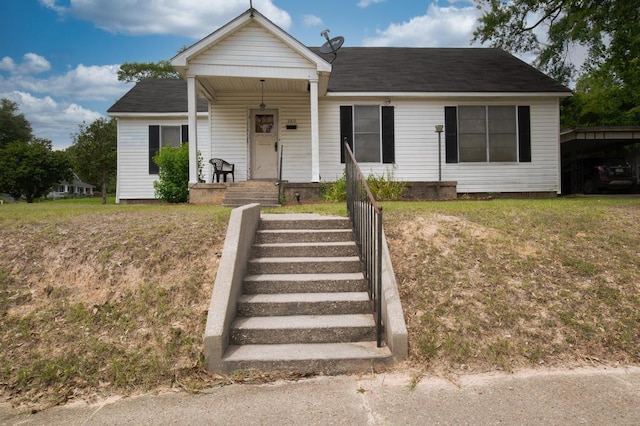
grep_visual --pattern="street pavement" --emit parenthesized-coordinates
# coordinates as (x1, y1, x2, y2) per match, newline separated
(1, 366, 639, 425)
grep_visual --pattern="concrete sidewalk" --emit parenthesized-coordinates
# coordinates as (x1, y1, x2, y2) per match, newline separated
(2, 366, 639, 425)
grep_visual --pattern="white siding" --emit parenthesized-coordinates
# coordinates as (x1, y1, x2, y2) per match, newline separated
(441, 99, 560, 193)
(117, 96, 561, 198)
(211, 92, 312, 182)
(116, 117, 210, 202)
(192, 23, 314, 71)
(317, 97, 561, 193)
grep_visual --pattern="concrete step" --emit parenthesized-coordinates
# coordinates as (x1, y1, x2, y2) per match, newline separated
(223, 200, 280, 208)
(255, 229, 354, 244)
(230, 314, 376, 344)
(247, 256, 362, 275)
(260, 214, 351, 230)
(222, 342, 392, 374)
(243, 273, 367, 294)
(237, 292, 371, 316)
(224, 191, 279, 199)
(252, 242, 358, 258)
(228, 181, 278, 188)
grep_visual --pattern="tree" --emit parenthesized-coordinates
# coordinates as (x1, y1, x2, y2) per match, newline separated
(117, 60, 181, 83)
(0, 138, 73, 203)
(473, 0, 640, 87)
(0, 98, 33, 149)
(561, 66, 640, 128)
(69, 118, 117, 205)
(153, 144, 189, 203)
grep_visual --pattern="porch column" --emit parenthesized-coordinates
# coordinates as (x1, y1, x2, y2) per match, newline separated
(309, 77, 320, 182)
(187, 76, 198, 184)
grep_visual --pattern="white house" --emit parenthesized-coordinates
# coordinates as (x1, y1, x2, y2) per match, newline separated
(49, 172, 95, 198)
(107, 7, 571, 204)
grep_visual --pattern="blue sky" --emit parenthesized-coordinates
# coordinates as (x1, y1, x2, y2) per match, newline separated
(1, 0, 485, 150)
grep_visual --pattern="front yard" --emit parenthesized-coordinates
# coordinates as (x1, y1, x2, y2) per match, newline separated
(1, 197, 638, 408)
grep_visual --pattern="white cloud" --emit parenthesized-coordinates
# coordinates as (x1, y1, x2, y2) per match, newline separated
(20, 53, 52, 74)
(0, 91, 103, 149)
(0, 57, 15, 72)
(303, 14, 323, 27)
(0, 53, 51, 75)
(358, 0, 386, 8)
(29, 64, 125, 101)
(0, 58, 132, 149)
(43, 0, 292, 39)
(362, 3, 480, 47)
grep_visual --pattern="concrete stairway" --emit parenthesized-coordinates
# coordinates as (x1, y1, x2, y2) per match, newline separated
(221, 214, 393, 373)
(223, 181, 280, 207)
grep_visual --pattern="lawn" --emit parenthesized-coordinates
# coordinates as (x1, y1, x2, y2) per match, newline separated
(1, 196, 639, 408)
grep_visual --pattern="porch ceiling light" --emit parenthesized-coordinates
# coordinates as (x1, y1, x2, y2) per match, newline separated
(259, 79, 266, 110)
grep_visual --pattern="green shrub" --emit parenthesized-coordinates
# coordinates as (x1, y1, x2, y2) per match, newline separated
(153, 144, 189, 203)
(366, 170, 406, 201)
(321, 172, 347, 202)
(321, 169, 406, 202)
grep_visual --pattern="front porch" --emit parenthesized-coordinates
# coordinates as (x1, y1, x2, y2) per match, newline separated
(189, 180, 458, 205)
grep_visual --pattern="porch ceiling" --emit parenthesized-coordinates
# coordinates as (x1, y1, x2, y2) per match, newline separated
(198, 76, 308, 96)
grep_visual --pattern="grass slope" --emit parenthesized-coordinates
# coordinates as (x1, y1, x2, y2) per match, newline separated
(1, 197, 639, 408)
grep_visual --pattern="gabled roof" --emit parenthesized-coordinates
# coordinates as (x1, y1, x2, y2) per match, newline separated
(171, 8, 331, 75)
(107, 79, 208, 114)
(312, 47, 570, 94)
(108, 48, 570, 114)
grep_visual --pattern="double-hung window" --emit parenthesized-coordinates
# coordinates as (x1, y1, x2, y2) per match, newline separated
(148, 125, 188, 174)
(445, 105, 531, 163)
(340, 105, 395, 163)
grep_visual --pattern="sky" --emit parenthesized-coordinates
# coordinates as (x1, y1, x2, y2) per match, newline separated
(1, 0, 491, 150)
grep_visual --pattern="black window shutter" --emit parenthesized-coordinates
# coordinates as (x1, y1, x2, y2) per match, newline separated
(518, 106, 531, 162)
(444, 106, 458, 163)
(149, 125, 160, 174)
(181, 125, 189, 144)
(340, 106, 353, 163)
(382, 106, 395, 164)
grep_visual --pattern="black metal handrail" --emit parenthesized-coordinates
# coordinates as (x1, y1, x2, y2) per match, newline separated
(277, 144, 284, 202)
(344, 140, 383, 347)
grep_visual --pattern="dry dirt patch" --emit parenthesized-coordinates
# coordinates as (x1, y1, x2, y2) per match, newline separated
(385, 200, 640, 376)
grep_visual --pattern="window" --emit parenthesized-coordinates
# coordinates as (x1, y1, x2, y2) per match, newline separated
(340, 105, 395, 164)
(445, 105, 531, 163)
(149, 125, 188, 174)
(161, 126, 181, 149)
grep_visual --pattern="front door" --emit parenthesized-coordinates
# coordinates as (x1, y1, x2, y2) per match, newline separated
(250, 110, 278, 179)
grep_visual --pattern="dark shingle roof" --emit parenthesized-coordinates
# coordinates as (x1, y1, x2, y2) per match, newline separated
(108, 48, 570, 113)
(311, 47, 570, 93)
(107, 78, 208, 114)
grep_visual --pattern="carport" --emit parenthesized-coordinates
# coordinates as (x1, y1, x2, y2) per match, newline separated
(560, 127, 640, 194)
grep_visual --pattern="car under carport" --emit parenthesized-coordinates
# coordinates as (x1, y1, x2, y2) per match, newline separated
(561, 127, 640, 194)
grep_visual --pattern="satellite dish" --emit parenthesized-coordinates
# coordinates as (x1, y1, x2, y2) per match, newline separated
(319, 36, 344, 54)
(319, 29, 344, 63)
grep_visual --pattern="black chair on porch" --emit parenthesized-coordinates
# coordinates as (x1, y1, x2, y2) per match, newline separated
(209, 158, 235, 183)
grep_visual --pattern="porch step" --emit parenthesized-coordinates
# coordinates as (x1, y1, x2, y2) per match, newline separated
(222, 182, 280, 207)
(222, 342, 392, 375)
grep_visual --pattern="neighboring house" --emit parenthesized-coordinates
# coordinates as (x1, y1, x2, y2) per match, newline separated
(49, 172, 94, 198)
(107, 7, 571, 204)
